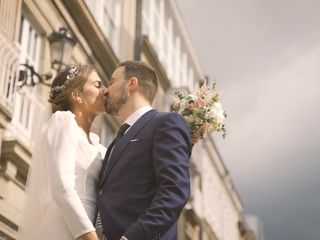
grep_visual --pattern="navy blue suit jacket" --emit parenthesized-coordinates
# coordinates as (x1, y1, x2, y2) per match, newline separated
(97, 110, 191, 240)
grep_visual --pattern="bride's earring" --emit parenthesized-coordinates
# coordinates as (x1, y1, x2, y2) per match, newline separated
(77, 97, 83, 104)
(77, 111, 83, 118)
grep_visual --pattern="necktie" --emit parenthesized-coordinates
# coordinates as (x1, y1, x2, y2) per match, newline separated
(114, 123, 130, 145)
(104, 123, 130, 172)
(103, 123, 130, 174)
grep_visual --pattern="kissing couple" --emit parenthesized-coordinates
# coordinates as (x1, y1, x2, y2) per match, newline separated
(18, 60, 192, 240)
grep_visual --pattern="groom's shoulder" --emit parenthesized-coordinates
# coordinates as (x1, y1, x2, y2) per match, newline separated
(153, 110, 186, 123)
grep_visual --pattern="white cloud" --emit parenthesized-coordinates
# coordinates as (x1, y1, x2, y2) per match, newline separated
(216, 43, 320, 181)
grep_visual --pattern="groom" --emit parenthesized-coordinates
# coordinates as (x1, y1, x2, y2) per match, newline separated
(97, 60, 192, 240)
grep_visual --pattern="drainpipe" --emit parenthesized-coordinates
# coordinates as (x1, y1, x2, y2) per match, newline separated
(134, 0, 143, 60)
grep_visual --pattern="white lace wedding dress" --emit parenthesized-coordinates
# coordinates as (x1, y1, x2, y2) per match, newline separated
(18, 111, 106, 240)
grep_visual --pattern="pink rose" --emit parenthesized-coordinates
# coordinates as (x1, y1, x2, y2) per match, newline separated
(194, 98, 205, 108)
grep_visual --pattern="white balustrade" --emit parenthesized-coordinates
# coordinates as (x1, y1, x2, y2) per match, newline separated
(0, 31, 20, 112)
(5, 87, 45, 149)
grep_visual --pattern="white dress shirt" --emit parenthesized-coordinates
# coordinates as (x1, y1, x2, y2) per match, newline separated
(124, 106, 153, 131)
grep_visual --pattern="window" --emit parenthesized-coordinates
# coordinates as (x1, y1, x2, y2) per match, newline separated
(6, 13, 45, 146)
(18, 15, 42, 73)
(141, 0, 201, 92)
(85, 0, 121, 55)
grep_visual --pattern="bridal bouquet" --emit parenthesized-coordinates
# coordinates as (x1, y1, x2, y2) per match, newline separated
(170, 79, 226, 144)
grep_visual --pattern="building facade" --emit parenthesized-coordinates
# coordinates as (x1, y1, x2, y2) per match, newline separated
(0, 0, 254, 239)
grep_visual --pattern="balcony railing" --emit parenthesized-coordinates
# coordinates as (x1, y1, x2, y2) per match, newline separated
(4, 87, 45, 150)
(0, 31, 20, 112)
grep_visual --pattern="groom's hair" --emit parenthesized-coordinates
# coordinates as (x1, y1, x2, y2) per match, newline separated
(118, 60, 158, 103)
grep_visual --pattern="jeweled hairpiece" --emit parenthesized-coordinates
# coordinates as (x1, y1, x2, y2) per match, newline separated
(49, 65, 80, 101)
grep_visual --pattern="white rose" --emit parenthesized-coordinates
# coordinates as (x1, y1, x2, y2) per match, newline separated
(188, 94, 197, 101)
(211, 102, 225, 124)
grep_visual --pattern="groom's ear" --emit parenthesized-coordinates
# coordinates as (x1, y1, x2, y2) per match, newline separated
(128, 77, 138, 92)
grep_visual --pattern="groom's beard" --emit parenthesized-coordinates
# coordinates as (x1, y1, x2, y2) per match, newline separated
(105, 88, 128, 115)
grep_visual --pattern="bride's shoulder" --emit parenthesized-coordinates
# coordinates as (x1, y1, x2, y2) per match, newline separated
(47, 110, 77, 131)
(45, 111, 80, 144)
(50, 110, 75, 121)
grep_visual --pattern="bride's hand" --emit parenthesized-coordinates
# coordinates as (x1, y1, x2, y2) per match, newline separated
(78, 231, 100, 240)
(191, 135, 201, 145)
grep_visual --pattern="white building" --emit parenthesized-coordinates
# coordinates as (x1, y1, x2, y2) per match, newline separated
(245, 215, 264, 240)
(0, 0, 255, 239)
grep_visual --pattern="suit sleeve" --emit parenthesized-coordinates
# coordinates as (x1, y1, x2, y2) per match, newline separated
(46, 111, 95, 238)
(124, 113, 192, 239)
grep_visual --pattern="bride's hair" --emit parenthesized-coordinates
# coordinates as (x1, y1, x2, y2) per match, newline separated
(48, 64, 94, 113)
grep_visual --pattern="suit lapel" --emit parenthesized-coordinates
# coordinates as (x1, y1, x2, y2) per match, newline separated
(99, 110, 157, 187)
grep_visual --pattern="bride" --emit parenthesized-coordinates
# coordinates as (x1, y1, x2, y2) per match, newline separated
(18, 65, 107, 240)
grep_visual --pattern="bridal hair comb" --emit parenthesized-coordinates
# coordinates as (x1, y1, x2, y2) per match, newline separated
(49, 65, 80, 101)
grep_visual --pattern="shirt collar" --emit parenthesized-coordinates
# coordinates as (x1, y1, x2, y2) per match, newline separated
(125, 106, 153, 126)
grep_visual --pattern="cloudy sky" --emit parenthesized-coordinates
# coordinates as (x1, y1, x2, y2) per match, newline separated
(176, 0, 320, 239)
